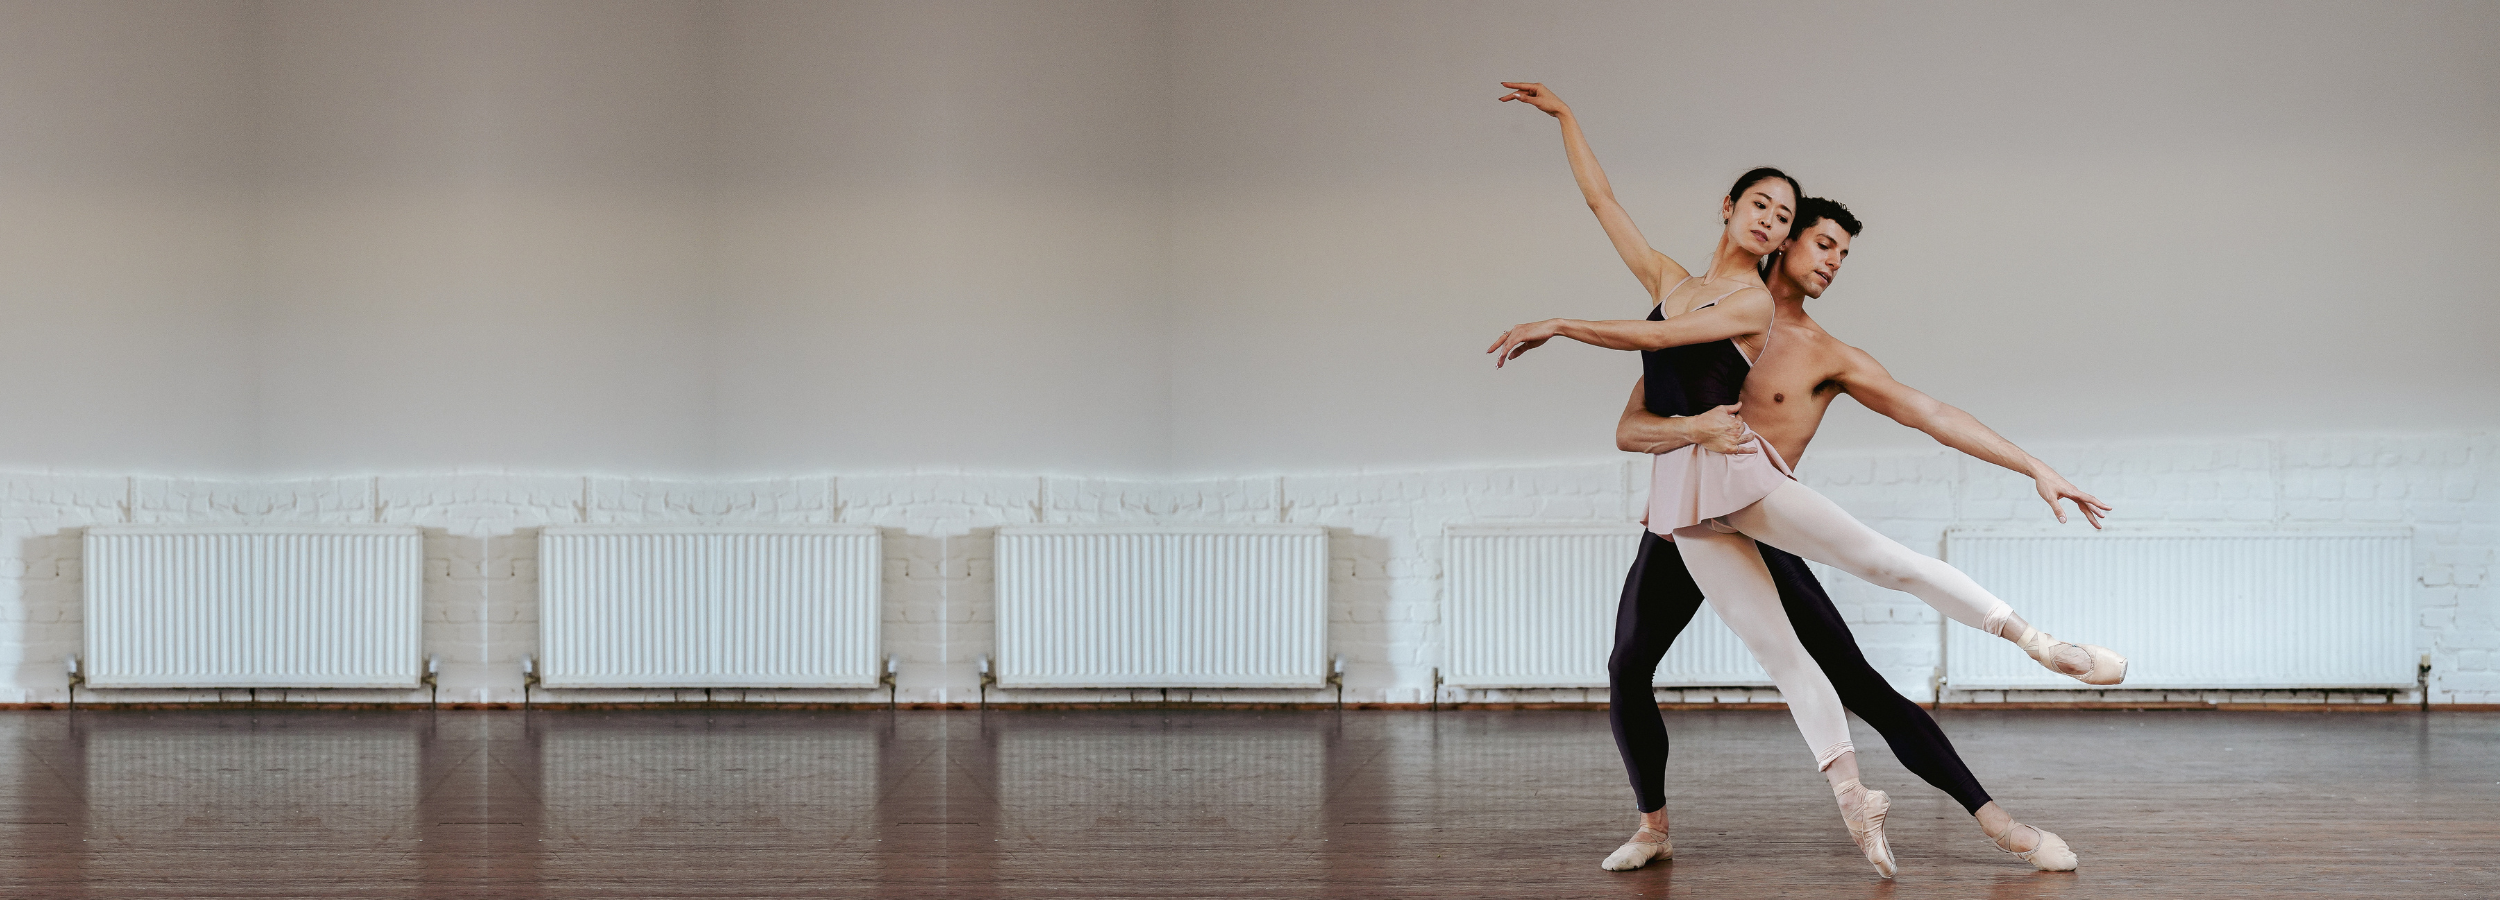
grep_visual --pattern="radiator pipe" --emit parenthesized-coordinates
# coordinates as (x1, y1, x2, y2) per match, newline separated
(1429, 667, 1442, 712)
(976, 654, 995, 710)
(420, 654, 441, 709)
(2419, 653, 2432, 713)
(64, 655, 81, 711)
(520, 654, 539, 711)
(880, 655, 898, 710)
(1327, 655, 1344, 710)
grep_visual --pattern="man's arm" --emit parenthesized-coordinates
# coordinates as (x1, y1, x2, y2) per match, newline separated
(1616, 379, 1755, 455)
(1836, 345, 2113, 527)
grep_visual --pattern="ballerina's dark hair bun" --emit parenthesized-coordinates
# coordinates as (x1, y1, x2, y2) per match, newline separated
(1727, 167, 1803, 209)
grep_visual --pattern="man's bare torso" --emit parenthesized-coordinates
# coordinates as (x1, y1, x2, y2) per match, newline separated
(1741, 303, 1855, 467)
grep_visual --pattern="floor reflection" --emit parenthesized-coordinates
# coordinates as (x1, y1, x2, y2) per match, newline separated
(0, 708, 2488, 898)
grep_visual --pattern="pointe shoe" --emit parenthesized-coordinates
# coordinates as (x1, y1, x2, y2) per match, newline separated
(2016, 626, 2128, 685)
(1987, 822, 2078, 872)
(1600, 825, 1680, 870)
(1600, 824, 1672, 871)
(1835, 779, 1897, 879)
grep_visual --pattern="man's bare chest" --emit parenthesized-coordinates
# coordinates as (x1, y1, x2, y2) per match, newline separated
(1744, 333, 1847, 425)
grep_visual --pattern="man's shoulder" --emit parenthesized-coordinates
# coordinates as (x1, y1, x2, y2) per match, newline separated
(1779, 318, 1881, 379)
(1820, 331, 1889, 381)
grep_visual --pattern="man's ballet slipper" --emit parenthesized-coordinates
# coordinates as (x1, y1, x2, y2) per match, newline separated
(2015, 626, 2127, 685)
(1835, 779, 1897, 879)
(1986, 821, 2078, 872)
(1600, 824, 1672, 871)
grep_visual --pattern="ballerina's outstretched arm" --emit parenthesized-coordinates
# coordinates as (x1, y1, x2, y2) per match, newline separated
(1487, 286, 1773, 367)
(1490, 81, 1780, 367)
(1497, 82, 1690, 301)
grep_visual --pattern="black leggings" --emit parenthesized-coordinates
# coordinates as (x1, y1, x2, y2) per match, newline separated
(1608, 531, 1992, 814)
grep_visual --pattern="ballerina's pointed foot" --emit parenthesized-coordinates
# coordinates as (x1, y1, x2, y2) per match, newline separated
(1988, 822, 2078, 872)
(2016, 626, 2128, 685)
(1600, 824, 1673, 871)
(1836, 779, 1897, 879)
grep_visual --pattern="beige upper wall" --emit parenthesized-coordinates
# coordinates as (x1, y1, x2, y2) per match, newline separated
(0, 2, 2491, 477)
(0, 1, 258, 473)
(0, 0, 1174, 477)
(1166, 0, 2500, 473)
(251, 0, 721, 475)
(710, 0, 1174, 477)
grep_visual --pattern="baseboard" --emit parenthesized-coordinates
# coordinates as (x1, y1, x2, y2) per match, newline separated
(6, 700, 2497, 712)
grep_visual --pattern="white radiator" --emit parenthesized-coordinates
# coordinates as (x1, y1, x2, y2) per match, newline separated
(1943, 528, 2415, 690)
(1444, 524, 1770, 688)
(994, 526, 1328, 689)
(538, 526, 882, 689)
(83, 526, 424, 689)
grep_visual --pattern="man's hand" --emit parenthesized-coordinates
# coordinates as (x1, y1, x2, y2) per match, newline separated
(2033, 470, 2113, 529)
(1497, 82, 1569, 117)
(1683, 404, 1755, 454)
(1487, 319, 1562, 368)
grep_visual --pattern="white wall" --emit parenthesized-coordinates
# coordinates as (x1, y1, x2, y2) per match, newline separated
(7, 435, 2493, 706)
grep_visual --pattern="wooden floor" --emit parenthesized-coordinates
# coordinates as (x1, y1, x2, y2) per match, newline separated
(0, 707, 2489, 898)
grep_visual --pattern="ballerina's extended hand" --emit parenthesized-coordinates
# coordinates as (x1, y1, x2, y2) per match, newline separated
(1488, 318, 1564, 368)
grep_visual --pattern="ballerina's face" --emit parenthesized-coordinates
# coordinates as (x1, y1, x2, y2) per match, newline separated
(1720, 179, 1796, 258)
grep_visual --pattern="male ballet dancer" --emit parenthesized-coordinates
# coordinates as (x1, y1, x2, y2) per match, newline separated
(1602, 197, 2088, 872)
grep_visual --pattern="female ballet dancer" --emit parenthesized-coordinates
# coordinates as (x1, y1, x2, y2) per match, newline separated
(1490, 82, 2119, 873)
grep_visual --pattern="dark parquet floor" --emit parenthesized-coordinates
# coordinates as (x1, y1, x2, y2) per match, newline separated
(0, 707, 2490, 898)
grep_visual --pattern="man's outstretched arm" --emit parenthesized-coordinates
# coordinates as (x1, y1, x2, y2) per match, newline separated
(1616, 378, 1754, 455)
(1835, 347, 2113, 528)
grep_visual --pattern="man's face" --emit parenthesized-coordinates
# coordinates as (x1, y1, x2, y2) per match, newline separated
(1779, 220, 1852, 299)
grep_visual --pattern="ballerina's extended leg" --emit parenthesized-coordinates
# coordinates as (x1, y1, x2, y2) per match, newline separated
(1727, 482, 2127, 684)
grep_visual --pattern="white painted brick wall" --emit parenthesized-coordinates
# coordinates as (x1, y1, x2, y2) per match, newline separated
(2, 431, 2491, 705)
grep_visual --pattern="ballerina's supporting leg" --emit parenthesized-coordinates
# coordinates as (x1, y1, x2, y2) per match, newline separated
(1721, 482, 2126, 685)
(1672, 525, 1897, 878)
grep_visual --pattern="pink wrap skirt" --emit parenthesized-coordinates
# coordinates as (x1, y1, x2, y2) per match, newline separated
(1645, 430, 1795, 538)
